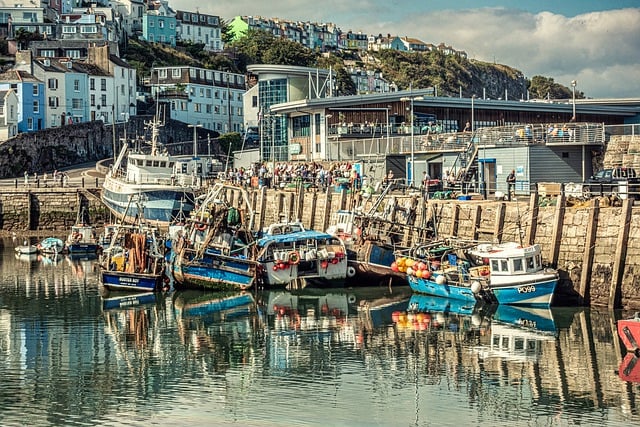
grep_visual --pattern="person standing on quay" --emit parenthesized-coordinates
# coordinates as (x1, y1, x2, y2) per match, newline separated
(506, 169, 516, 201)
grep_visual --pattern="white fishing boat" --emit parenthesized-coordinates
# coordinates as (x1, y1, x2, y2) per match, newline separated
(15, 240, 38, 255)
(101, 113, 221, 229)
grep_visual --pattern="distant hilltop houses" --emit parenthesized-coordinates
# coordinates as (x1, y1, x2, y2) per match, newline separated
(0, 0, 465, 138)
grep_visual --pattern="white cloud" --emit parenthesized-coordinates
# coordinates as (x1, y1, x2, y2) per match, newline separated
(170, 2, 640, 98)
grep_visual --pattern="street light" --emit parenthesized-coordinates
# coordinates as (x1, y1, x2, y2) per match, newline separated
(400, 95, 423, 187)
(471, 95, 476, 132)
(188, 124, 203, 158)
(571, 80, 577, 121)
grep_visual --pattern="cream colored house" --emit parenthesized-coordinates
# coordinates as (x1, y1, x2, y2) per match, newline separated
(0, 89, 18, 141)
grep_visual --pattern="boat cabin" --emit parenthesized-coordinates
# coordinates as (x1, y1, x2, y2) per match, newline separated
(470, 243, 544, 276)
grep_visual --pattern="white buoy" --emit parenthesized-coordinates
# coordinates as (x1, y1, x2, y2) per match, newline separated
(435, 275, 446, 285)
(471, 280, 482, 294)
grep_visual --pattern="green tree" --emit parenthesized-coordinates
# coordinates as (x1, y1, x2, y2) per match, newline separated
(335, 67, 357, 96)
(263, 38, 316, 67)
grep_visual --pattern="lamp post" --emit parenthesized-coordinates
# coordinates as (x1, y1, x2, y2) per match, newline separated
(471, 95, 476, 132)
(188, 124, 203, 158)
(571, 80, 577, 121)
(400, 95, 423, 187)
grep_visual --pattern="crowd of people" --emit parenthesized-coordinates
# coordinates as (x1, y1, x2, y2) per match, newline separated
(216, 161, 363, 191)
(23, 170, 69, 187)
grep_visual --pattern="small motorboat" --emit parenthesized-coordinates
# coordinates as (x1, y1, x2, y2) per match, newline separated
(15, 240, 38, 255)
(38, 237, 66, 255)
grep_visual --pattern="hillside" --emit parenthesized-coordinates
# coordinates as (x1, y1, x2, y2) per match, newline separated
(123, 33, 577, 101)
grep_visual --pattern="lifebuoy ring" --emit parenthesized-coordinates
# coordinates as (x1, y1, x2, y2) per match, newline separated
(288, 251, 300, 265)
(347, 265, 357, 278)
(72, 232, 82, 241)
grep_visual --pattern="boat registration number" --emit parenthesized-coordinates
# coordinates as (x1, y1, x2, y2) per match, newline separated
(119, 276, 140, 285)
(517, 285, 536, 294)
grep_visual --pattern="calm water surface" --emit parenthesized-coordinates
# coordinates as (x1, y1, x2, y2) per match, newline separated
(0, 239, 639, 426)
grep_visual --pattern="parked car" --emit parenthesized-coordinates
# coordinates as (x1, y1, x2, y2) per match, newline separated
(583, 166, 640, 199)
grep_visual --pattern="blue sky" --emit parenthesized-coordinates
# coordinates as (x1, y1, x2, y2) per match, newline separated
(172, 0, 640, 98)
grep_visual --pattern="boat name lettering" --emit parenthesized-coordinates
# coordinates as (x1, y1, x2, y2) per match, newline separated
(517, 285, 536, 294)
(516, 318, 537, 328)
(119, 277, 140, 284)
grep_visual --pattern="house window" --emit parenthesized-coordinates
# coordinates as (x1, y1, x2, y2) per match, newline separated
(48, 78, 58, 89)
(183, 13, 190, 21)
(189, 68, 196, 78)
(194, 103, 201, 113)
(159, 20, 164, 29)
(68, 50, 81, 59)
(206, 88, 211, 98)
(149, 20, 154, 27)
(170, 22, 174, 29)
(48, 97, 59, 107)
(80, 25, 96, 33)
(121, 85, 125, 95)
(74, 79, 80, 91)
(90, 94, 95, 106)
(62, 26, 76, 33)
(101, 79, 106, 91)
(101, 94, 107, 106)
(206, 104, 212, 113)
(33, 101, 39, 113)
(72, 98, 82, 109)
(172, 68, 181, 78)
(27, 117, 33, 130)
(90, 78, 95, 90)
(158, 69, 167, 78)
(33, 85, 38, 96)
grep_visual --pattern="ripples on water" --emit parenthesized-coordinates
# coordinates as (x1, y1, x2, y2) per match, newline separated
(0, 239, 639, 426)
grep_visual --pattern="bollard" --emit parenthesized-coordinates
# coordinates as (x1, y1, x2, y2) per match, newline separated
(81, 177, 85, 187)
(14, 179, 17, 189)
(36, 178, 40, 188)
(95, 177, 98, 188)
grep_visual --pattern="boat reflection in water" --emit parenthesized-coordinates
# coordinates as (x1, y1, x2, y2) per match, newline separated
(102, 291, 168, 352)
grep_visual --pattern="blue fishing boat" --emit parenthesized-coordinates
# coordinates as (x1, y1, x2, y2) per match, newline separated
(256, 229, 348, 288)
(100, 213, 169, 293)
(395, 239, 558, 307)
(65, 206, 100, 254)
(171, 183, 258, 291)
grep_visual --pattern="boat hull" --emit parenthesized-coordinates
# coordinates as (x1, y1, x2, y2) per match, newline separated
(618, 317, 640, 353)
(101, 177, 195, 228)
(347, 242, 407, 286)
(408, 274, 479, 303)
(68, 243, 100, 253)
(489, 277, 558, 307)
(172, 252, 256, 291)
(101, 270, 164, 292)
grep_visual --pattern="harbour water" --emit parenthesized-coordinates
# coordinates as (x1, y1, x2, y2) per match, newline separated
(1, 239, 639, 426)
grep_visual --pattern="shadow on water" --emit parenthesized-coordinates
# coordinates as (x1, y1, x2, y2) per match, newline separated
(0, 237, 639, 425)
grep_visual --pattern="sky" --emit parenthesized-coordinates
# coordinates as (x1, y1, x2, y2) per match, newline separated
(170, 0, 640, 99)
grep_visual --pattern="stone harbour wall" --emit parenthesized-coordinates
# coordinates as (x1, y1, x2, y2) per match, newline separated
(3, 184, 639, 309)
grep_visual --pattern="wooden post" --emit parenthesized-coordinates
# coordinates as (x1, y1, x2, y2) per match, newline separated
(609, 198, 633, 309)
(579, 198, 599, 305)
(338, 188, 347, 211)
(525, 193, 539, 245)
(549, 193, 565, 267)
(322, 187, 333, 232)
(287, 192, 295, 221)
(257, 187, 267, 232)
(493, 202, 505, 243)
(471, 204, 481, 241)
(276, 192, 284, 223)
(450, 204, 460, 237)
(296, 184, 305, 222)
(308, 191, 318, 230)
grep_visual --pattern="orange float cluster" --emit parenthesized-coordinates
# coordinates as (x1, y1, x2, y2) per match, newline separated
(391, 257, 432, 279)
(391, 310, 436, 331)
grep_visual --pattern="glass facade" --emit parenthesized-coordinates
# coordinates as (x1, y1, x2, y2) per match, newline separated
(259, 79, 288, 162)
